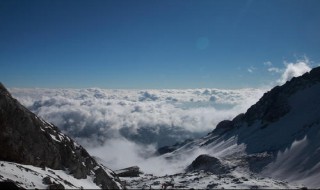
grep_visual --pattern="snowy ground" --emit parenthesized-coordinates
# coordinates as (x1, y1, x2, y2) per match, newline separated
(0, 160, 304, 189)
(121, 169, 302, 189)
(0, 161, 100, 189)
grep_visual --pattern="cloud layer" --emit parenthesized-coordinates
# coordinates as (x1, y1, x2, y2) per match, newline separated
(10, 87, 266, 171)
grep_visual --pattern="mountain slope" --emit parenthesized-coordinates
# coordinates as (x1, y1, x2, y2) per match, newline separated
(164, 67, 320, 188)
(0, 83, 122, 189)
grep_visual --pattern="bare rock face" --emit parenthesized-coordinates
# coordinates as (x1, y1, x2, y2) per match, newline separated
(0, 83, 122, 189)
(244, 67, 320, 126)
(115, 166, 143, 177)
(0, 181, 24, 190)
(186, 154, 230, 175)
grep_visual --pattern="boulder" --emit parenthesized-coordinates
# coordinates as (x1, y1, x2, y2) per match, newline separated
(115, 166, 142, 177)
(186, 154, 230, 175)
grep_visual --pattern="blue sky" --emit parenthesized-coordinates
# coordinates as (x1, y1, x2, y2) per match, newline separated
(1, 0, 320, 88)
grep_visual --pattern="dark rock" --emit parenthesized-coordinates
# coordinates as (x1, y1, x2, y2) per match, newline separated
(0, 83, 122, 189)
(250, 185, 260, 189)
(243, 67, 320, 126)
(186, 154, 230, 175)
(207, 182, 219, 189)
(215, 120, 234, 134)
(244, 153, 274, 173)
(156, 139, 193, 155)
(152, 181, 160, 185)
(232, 178, 242, 184)
(47, 183, 65, 190)
(115, 166, 143, 177)
(0, 181, 24, 190)
(212, 113, 245, 135)
(157, 146, 177, 155)
(42, 176, 52, 185)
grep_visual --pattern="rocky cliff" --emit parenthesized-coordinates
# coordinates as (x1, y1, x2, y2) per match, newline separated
(0, 83, 122, 189)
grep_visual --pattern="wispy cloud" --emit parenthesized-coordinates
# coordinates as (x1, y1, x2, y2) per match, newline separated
(263, 61, 273, 66)
(247, 66, 256, 73)
(268, 67, 282, 73)
(264, 57, 312, 85)
(278, 61, 311, 84)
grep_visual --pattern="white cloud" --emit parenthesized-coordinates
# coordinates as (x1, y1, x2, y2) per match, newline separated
(9, 87, 267, 172)
(278, 60, 311, 84)
(89, 137, 210, 175)
(10, 88, 266, 146)
(268, 67, 282, 73)
(264, 61, 273, 66)
(264, 57, 313, 85)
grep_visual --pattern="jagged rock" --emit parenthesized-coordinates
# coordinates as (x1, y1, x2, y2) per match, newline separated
(213, 113, 245, 135)
(0, 83, 122, 189)
(47, 183, 65, 190)
(215, 120, 234, 134)
(186, 154, 230, 175)
(244, 67, 320, 126)
(115, 166, 143, 177)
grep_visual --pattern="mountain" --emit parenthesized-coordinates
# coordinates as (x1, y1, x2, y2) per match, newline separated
(160, 66, 320, 188)
(2, 66, 319, 189)
(0, 83, 122, 189)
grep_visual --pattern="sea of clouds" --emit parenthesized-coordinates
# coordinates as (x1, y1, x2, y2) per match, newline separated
(8, 58, 313, 174)
(10, 87, 266, 170)
(10, 88, 266, 145)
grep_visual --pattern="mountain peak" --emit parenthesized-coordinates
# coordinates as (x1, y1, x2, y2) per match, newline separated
(0, 82, 11, 96)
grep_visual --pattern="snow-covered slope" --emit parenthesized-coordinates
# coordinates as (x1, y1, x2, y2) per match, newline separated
(0, 161, 101, 189)
(160, 66, 320, 188)
(0, 83, 122, 189)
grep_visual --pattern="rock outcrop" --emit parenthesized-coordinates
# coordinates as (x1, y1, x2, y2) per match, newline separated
(186, 154, 230, 174)
(115, 166, 143, 177)
(0, 83, 122, 189)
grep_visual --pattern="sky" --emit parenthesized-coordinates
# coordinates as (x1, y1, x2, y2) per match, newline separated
(1, 0, 320, 89)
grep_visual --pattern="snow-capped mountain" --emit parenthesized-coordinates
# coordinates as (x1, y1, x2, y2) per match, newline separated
(0, 83, 122, 189)
(156, 66, 320, 188)
(1, 64, 319, 189)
